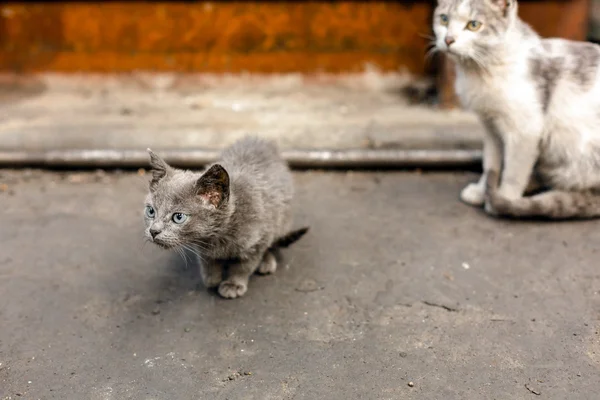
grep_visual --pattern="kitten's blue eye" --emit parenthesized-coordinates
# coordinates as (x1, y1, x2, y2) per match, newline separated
(145, 205, 156, 219)
(172, 213, 188, 224)
(440, 14, 449, 25)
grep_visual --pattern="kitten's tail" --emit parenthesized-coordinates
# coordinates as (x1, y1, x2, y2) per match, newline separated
(271, 227, 309, 249)
(485, 170, 600, 219)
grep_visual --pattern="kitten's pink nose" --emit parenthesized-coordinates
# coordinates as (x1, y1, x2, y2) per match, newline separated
(445, 36, 456, 47)
(150, 228, 161, 239)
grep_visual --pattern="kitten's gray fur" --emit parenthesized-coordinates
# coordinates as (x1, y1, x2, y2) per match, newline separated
(144, 137, 308, 299)
(434, 0, 600, 219)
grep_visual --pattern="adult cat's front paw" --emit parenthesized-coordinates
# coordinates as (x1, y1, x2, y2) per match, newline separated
(484, 200, 498, 216)
(218, 280, 248, 299)
(460, 183, 485, 207)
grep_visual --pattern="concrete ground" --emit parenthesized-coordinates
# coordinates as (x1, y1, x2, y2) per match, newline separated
(0, 73, 482, 152)
(1, 169, 599, 400)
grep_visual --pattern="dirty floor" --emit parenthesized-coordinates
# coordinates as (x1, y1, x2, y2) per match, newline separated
(0, 170, 599, 399)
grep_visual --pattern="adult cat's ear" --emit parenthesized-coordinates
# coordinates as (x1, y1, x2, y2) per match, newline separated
(196, 164, 230, 208)
(147, 149, 171, 190)
(490, 0, 516, 15)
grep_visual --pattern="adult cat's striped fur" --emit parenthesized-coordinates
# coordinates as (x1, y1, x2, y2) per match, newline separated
(485, 170, 600, 219)
(434, 0, 600, 219)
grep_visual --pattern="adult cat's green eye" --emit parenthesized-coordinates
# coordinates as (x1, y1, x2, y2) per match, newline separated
(145, 205, 156, 219)
(440, 14, 449, 26)
(172, 213, 188, 224)
(466, 20, 482, 31)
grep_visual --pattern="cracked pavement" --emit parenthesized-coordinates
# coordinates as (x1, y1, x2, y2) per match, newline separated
(0, 170, 599, 399)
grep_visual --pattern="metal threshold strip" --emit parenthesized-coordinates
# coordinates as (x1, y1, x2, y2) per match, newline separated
(0, 148, 482, 169)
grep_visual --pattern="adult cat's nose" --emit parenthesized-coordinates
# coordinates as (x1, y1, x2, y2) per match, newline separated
(445, 36, 455, 47)
(150, 228, 161, 239)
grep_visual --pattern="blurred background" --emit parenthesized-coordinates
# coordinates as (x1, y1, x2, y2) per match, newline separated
(0, 0, 595, 167)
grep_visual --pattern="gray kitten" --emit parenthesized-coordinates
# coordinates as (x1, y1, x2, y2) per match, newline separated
(434, 0, 600, 219)
(143, 137, 308, 298)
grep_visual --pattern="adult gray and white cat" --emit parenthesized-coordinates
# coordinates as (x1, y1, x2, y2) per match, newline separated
(143, 137, 308, 299)
(434, 0, 600, 219)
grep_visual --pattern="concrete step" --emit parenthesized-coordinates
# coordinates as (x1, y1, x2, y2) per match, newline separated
(0, 72, 483, 155)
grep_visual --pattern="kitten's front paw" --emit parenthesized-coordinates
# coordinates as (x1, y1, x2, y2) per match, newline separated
(257, 252, 277, 275)
(218, 280, 248, 299)
(200, 264, 223, 289)
(202, 274, 223, 289)
(460, 183, 485, 207)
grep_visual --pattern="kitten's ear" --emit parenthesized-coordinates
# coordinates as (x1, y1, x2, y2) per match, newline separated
(196, 164, 230, 208)
(147, 149, 172, 190)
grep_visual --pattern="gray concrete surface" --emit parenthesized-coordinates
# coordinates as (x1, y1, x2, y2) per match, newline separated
(0, 73, 482, 152)
(1, 170, 599, 400)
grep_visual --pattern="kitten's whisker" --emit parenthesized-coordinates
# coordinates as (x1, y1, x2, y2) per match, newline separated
(183, 244, 205, 262)
(181, 244, 208, 269)
(139, 238, 151, 252)
(180, 249, 189, 267)
(196, 243, 213, 254)
(189, 240, 213, 254)
(180, 243, 201, 258)
(175, 246, 189, 268)
(180, 246, 192, 266)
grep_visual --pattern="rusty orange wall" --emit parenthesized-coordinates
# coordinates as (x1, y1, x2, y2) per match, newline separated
(0, 1, 590, 74)
(520, 0, 590, 40)
(0, 2, 432, 73)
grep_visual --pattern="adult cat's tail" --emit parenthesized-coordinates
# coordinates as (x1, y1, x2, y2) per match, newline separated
(485, 170, 600, 219)
(272, 227, 309, 249)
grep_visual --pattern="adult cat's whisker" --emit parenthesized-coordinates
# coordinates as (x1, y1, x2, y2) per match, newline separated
(425, 47, 440, 62)
(419, 32, 436, 41)
(472, 53, 489, 72)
